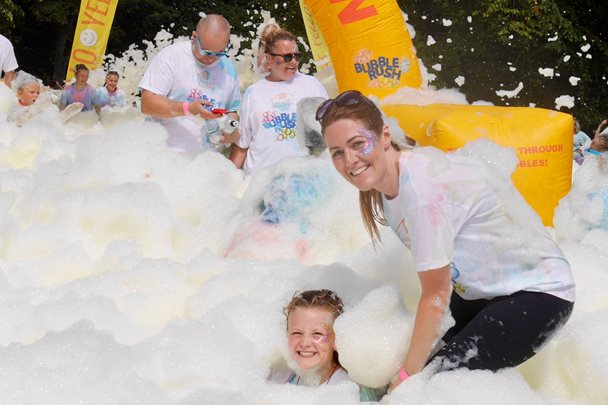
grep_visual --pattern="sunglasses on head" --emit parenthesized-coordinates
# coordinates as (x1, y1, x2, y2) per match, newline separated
(195, 36, 228, 58)
(268, 52, 302, 63)
(315, 90, 367, 122)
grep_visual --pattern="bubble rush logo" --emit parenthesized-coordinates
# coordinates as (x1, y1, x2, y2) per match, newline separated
(261, 93, 297, 142)
(353, 49, 409, 88)
(262, 111, 297, 142)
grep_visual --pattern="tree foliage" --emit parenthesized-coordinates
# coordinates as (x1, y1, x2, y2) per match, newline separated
(400, 0, 608, 132)
(0, 0, 23, 33)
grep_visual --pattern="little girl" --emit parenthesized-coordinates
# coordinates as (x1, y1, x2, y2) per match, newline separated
(270, 289, 382, 401)
(60, 64, 98, 112)
(8, 72, 83, 126)
(96, 70, 127, 108)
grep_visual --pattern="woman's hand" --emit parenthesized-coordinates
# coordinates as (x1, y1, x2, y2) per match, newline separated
(595, 120, 608, 136)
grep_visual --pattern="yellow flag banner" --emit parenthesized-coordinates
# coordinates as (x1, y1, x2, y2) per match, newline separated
(298, 0, 331, 72)
(301, 0, 422, 97)
(65, 0, 119, 82)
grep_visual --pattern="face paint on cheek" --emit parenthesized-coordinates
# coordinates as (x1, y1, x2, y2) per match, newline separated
(356, 128, 376, 156)
(314, 334, 330, 344)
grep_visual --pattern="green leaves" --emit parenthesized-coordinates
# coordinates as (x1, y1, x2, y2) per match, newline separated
(400, 0, 608, 132)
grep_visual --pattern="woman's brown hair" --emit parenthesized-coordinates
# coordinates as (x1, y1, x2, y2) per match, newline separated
(260, 23, 296, 53)
(74, 63, 89, 74)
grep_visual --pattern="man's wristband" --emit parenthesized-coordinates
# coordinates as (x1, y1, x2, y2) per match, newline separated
(182, 101, 190, 116)
(398, 368, 409, 382)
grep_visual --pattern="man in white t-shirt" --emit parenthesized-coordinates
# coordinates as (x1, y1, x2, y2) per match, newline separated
(139, 15, 241, 153)
(0, 34, 19, 88)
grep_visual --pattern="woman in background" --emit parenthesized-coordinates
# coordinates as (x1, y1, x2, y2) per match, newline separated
(229, 23, 328, 175)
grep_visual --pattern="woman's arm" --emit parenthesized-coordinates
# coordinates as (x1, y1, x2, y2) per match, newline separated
(595, 119, 607, 137)
(393, 265, 452, 389)
(229, 144, 248, 169)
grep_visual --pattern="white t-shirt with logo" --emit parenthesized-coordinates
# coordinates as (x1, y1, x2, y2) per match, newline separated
(0, 34, 18, 75)
(236, 72, 328, 174)
(382, 148, 575, 302)
(139, 40, 241, 153)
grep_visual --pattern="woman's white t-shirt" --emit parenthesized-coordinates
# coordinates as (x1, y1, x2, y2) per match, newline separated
(236, 72, 328, 174)
(382, 149, 575, 302)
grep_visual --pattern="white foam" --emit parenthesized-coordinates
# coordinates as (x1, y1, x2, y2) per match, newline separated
(0, 11, 606, 405)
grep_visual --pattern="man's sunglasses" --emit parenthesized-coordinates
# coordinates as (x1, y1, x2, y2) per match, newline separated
(315, 90, 368, 122)
(195, 36, 228, 58)
(268, 52, 302, 63)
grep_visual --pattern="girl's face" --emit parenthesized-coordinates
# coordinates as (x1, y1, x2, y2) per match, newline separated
(18, 83, 41, 106)
(267, 39, 299, 82)
(323, 118, 391, 192)
(287, 307, 336, 372)
(105, 75, 118, 92)
(75, 70, 89, 85)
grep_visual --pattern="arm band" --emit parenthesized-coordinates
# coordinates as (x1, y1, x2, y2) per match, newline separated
(398, 368, 409, 382)
(182, 101, 190, 116)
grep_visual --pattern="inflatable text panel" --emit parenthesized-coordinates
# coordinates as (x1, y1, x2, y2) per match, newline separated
(382, 104, 573, 226)
(303, 0, 422, 96)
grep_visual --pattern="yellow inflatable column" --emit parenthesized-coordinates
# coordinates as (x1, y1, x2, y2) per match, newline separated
(382, 104, 573, 226)
(303, 0, 422, 97)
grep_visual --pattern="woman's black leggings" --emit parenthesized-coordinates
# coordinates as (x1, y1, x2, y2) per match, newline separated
(427, 290, 573, 371)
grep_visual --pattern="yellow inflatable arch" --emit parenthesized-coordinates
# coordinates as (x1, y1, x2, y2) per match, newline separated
(299, 0, 572, 226)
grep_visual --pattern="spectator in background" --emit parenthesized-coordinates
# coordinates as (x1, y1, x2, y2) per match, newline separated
(0, 33, 19, 88)
(60, 64, 98, 112)
(97, 71, 127, 108)
(573, 118, 591, 165)
(594, 119, 608, 139)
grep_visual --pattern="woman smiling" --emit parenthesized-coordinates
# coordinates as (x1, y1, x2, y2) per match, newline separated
(229, 24, 328, 175)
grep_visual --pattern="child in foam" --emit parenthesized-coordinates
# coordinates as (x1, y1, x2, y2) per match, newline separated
(60, 64, 99, 112)
(7, 72, 82, 126)
(229, 23, 328, 175)
(269, 290, 382, 401)
(317, 90, 575, 389)
(96, 70, 127, 108)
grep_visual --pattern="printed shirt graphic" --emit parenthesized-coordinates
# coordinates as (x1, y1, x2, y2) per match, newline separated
(382, 149, 575, 301)
(60, 84, 98, 111)
(237, 72, 328, 174)
(96, 86, 127, 107)
(139, 40, 241, 153)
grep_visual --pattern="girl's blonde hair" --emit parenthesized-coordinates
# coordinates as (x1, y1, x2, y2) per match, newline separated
(283, 289, 344, 321)
(319, 93, 401, 244)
